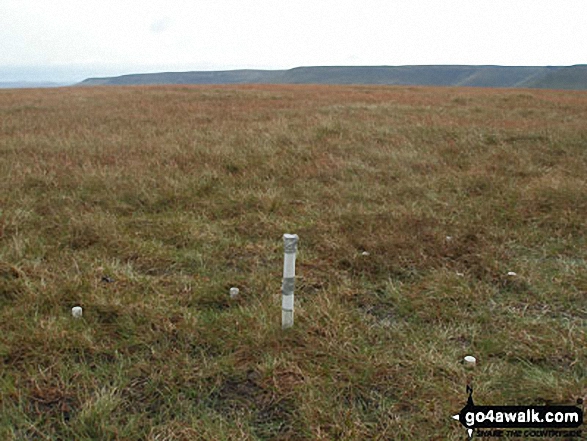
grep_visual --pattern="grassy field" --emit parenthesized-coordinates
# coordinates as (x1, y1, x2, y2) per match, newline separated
(0, 84, 585, 440)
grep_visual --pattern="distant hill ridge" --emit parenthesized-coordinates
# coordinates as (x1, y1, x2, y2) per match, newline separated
(0, 81, 70, 89)
(78, 65, 587, 90)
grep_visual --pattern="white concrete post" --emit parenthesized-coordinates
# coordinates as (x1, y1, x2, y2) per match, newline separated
(72, 306, 83, 318)
(282, 233, 299, 329)
(464, 355, 476, 369)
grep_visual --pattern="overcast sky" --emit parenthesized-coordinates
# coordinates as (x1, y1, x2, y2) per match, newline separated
(1, 0, 585, 82)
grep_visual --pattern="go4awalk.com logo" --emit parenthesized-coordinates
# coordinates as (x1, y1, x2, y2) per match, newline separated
(453, 386, 584, 439)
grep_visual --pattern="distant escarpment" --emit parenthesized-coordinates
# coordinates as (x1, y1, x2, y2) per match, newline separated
(78, 65, 587, 90)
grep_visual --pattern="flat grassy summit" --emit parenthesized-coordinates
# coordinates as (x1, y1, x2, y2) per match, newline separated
(0, 85, 585, 439)
(78, 65, 587, 89)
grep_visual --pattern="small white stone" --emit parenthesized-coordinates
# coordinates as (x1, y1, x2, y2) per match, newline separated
(361, 251, 370, 256)
(446, 236, 453, 241)
(456, 272, 464, 277)
(464, 355, 476, 367)
(229, 287, 239, 299)
(507, 271, 517, 277)
(72, 306, 83, 318)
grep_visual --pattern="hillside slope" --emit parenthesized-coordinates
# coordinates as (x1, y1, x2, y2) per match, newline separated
(525, 65, 587, 90)
(77, 65, 587, 89)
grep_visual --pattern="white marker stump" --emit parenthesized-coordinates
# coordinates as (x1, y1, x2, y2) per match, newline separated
(282, 234, 299, 329)
(72, 306, 83, 318)
(464, 355, 476, 368)
(230, 287, 239, 299)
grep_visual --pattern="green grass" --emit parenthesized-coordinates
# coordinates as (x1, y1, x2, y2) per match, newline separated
(0, 85, 585, 440)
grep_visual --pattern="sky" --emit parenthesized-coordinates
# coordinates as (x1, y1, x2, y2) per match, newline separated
(1, 0, 585, 83)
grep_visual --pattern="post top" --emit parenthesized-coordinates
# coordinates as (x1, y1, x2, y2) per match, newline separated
(283, 233, 299, 253)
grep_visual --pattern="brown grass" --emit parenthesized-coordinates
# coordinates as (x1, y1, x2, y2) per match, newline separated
(0, 84, 586, 440)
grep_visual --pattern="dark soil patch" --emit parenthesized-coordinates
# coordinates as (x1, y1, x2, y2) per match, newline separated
(208, 370, 299, 439)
